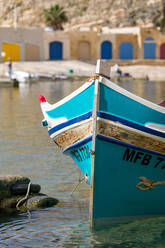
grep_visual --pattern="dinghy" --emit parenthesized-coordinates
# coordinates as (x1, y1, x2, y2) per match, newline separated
(40, 60, 165, 228)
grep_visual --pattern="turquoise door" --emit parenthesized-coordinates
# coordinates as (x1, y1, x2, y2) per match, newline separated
(101, 41, 112, 59)
(49, 41, 63, 60)
(120, 42, 133, 60)
(144, 37, 156, 59)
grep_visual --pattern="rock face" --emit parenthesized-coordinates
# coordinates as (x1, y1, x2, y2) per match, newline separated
(0, 175, 58, 211)
(0, 175, 30, 200)
(11, 183, 41, 195)
(0, 0, 162, 30)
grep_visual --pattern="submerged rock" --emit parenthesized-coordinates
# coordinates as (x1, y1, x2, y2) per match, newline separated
(25, 194, 59, 209)
(0, 194, 58, 210)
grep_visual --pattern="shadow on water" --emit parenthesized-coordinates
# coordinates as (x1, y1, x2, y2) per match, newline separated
(52, 215, 165, 248)
(1, 211, 165, 247)
(0, 209, 22, 225)
(91, 216, 165, 248)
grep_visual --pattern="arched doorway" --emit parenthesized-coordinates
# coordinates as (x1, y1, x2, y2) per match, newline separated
(160, 43, 165, 59)
(120, 42, 133, 60)
(49, 41, 63, 60)
(101, 41, 112, 59)
(144, 37, 156, 59)
(78, 41, 91, 60)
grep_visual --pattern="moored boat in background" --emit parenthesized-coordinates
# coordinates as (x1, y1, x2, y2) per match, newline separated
(40, 60, 165, 228)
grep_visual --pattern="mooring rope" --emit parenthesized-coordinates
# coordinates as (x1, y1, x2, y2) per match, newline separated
(86, 73, 110, 82)
(16, 181, 31, 210)
(70, 177, 85, 196)
(86, 74, 100, 82)
(70, 173, 88, 196)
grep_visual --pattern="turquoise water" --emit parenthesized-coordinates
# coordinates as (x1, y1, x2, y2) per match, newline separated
(0, 78, 165, 247)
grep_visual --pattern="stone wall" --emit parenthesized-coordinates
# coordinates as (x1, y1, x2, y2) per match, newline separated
(0, 27, 44, 62)
(0, 27, 165, 63)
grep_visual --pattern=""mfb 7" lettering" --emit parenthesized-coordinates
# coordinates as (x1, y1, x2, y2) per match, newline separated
(123, 148, 165, 169)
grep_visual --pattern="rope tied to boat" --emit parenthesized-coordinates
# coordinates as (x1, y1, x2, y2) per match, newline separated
(86, 73, 110, 82)
(136, 177, 165, 191)
(70, 173, 88, 196)
(86, 74, 101, 82)
(16, 181, 32, 210)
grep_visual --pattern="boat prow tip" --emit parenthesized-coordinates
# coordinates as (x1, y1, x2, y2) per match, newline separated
(40, 94, 47, 103)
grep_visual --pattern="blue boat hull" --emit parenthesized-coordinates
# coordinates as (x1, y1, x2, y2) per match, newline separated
(92, 135, 165, 225)
(64, 136, 92, 186)
(64, 133, 165, 226)
(40, 60, 165, 228)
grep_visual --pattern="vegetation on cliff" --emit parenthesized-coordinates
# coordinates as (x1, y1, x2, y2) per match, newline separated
(43, 4, 68, 30)
(0, 0, 164, 31)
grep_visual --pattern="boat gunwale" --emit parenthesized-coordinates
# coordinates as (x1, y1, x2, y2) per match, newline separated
(51, 115, 164, 155)
(97, 134, 165, 157)
(48, 110, 165, 140)
(97, 111, 165, 138)
(102, 77, 165, 114)
(62, 132, 164, 159)
(50, 118, 92, 139)
(63, 135, 92, 153)
(43, 76, 165, 115)
(45, 81, 94, 112)
(98, 117, 165, 142)
(48, 111, 92, 136)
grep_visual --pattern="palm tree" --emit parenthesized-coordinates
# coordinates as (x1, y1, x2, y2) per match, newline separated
(160, 0, 165, 32)
(43, 4, 68, 30)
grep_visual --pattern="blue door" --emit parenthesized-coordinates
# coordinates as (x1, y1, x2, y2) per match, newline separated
(49, 41, 63, 60)
(120, 42, 133, 60)
(101, 41, 112, 59)
(144, 37, 156, 59)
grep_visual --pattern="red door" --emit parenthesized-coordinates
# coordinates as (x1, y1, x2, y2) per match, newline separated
(160, 43, 165, 59)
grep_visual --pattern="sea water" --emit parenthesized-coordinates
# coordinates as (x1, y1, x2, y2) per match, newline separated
(0, 78, 164, 248)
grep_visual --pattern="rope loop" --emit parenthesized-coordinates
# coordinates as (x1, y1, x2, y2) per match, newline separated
(16, 181, 32, 210)
(136, 177, 165, 191)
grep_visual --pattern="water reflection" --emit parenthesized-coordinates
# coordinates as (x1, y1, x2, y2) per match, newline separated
(116, 79, 165, 104)
(92, 216, 165, 247)
(0, 78, 164, 247)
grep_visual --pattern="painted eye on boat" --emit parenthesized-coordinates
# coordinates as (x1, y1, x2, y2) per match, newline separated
(42, 119, 48, 127)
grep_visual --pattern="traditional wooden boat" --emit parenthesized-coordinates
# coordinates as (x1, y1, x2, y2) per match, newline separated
(40, 60, 165, 228)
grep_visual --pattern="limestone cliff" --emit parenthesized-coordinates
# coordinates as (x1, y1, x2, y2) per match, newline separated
(0, 0, 163, 30)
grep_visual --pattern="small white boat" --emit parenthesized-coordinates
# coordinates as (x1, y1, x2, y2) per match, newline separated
(6, 70, 38, 84)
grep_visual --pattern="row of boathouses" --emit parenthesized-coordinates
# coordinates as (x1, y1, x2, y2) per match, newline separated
(1, 26, 165, 62)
